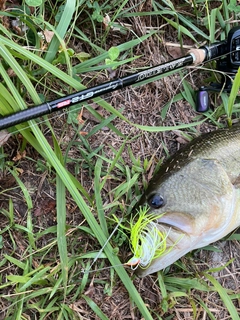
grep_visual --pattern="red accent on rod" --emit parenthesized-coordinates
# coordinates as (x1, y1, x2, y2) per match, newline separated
(57, 100, 71, 108)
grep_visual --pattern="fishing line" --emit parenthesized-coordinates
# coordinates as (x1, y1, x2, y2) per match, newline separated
(81, 263, 129, 274)
(82, 217, 123, 274)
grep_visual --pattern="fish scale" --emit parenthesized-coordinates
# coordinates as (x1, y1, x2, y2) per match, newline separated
(136, 125, 240, 276)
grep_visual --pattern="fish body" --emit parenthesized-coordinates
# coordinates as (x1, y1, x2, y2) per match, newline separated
(137, 125, 240, 276)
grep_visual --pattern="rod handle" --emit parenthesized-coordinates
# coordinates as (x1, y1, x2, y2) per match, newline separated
(188, 49, 206, 65)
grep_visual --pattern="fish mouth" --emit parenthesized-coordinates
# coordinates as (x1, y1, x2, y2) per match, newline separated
(159, 222, 190, 236)
(135, 228, 193, 277)
(134, 213, 199, 277)
(133, 206, 235, 277)
(135, 209, 229, 277)
(155, 221, 191, 252)
(156, 212, 196, 235)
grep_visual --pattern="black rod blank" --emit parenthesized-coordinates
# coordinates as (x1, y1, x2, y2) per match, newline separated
(0, 33, 234, 131)
(0, 54, 195, 130)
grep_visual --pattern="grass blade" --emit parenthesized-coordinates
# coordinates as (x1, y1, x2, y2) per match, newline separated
(94, 158, 109, 237)
(83, 295, 109, 320)
(197, 297, 216, 320)
(44, 0, 77, 63)
(204, 272, 239, 319)
(56, 174, 69, 296)
(226, 67, 240, 124)
(0, 37, 153, 319)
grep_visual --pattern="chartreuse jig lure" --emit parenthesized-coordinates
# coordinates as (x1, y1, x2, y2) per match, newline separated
(125, 205, 170, 269)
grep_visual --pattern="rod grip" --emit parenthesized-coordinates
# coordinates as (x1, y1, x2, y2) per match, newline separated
(188, 49, 206, 65)
(0, 103, 51, 130)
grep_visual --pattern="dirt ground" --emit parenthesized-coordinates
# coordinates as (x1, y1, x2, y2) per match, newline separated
(0, 2, 240, 319)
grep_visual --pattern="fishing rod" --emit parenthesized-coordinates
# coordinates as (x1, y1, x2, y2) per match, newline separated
(0, 26, 240, 131)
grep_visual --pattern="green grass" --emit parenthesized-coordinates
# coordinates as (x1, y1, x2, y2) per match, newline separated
(0, 1, 240, 319)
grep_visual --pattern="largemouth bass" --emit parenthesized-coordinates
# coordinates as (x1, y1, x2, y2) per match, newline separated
(136, 125, 240, 276)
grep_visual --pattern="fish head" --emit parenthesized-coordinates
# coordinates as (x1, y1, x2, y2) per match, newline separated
(136, 157, 238, 276)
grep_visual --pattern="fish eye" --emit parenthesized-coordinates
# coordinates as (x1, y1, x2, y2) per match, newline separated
(148, 194, 165, 209)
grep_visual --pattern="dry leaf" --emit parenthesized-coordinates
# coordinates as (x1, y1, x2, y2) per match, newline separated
(0, 175, 16, 189)
(0, 130, 11, 146)
(7, 68, 16, 77)
(16, 168, 24, 174)
(79, 131, 88, 136)
(43, 30, 55, 43)
(165, 43, 190, 59)
(12, 150, 26, 162)
(77, 108, 85, 124)
(0, 0, 6, 11)
(34, 199, 56, 217)
(82, 104, 104, 123)
(103, 14, 111, 29)
(102, 13, 131, 31)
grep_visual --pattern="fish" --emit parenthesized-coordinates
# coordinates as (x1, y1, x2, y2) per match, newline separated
(135, 125, 240, 277)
